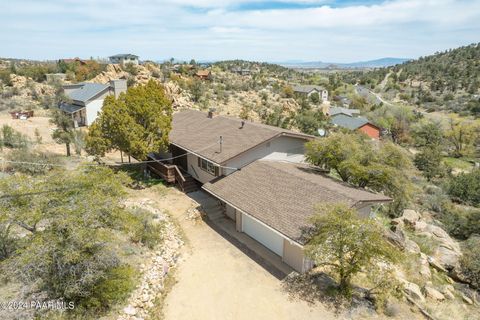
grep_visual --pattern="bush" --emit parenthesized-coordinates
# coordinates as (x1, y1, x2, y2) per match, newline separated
(447, 169, 480, 207)
(436, 202, 480, 240)
(81, 265, 136, 312)
(7, 149, 61, 175)
(0, 125, 30, 149)
(129, 208, 164, 249)
(460, 236, 480, 289)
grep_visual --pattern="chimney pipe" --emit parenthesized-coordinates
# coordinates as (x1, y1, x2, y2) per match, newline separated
(207, 107, 216, 118)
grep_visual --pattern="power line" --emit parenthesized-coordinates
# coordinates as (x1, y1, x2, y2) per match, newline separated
(0, 139, 241, 171)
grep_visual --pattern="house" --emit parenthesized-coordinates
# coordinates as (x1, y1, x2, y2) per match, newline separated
(148, 109, 391, 272)
(293, 85, 328, 102)
(46, 73, 67, 83)
(109, 54, 139, 65)
(59, 79, 127, 127)
(333, 95, 353, 108)
(327, 106, 360, 117)
(231, 68, 251, 76)
(195, 70, 212, 80)
(164, 109, 313, 184)
(331, 114, 381, 139)
(203, 160, 391, 272)
(59, 57, 87, 65)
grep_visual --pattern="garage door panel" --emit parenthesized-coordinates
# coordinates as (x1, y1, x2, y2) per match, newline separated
(242, 214, 284, 256)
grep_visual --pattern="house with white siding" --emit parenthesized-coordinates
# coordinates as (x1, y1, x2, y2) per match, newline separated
(59, 79, 127, 127)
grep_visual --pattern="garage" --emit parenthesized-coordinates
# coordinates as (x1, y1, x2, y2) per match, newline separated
(242, 213, 284, 257)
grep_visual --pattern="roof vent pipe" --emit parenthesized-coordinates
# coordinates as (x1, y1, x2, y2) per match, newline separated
(208, 108, 216, 118)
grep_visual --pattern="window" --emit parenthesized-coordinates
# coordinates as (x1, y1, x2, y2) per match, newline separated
(198, 158, 218, 176)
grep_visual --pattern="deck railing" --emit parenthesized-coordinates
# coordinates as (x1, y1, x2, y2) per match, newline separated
(146, 154, 176, 183)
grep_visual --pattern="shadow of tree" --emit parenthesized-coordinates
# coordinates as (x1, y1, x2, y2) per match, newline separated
(282, 271, 374, 313)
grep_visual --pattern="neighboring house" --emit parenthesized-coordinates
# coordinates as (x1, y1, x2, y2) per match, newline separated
(331, 114, 381, 139)
(59, 57, 86, 65)
(231, 68, 251, 76)
(327, 106, 360, 117)
(293, 85, 328, 102)
(109, 54, 139, 65)
(148, 109, 391, 272)
(203, 160, 391, 272)
(59, 79, 127, 127)
(333, 95, 353, 108)
(195, 70, 212, 80)
(46, 73, 66, 82)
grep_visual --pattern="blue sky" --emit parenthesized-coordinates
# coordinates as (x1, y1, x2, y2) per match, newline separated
(1, 0, 479, 62)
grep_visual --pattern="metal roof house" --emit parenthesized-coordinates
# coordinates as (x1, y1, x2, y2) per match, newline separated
(59, 79, 127, 127)
(331, 114, 381, 139)
(109, 54, 139, 65)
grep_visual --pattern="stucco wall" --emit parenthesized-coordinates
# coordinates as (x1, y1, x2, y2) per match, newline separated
(186, 153, 216, 183)
(283, 239, 305, 272)
(356, 204, 372, 218)
(85, 99, 104, 125)
(224, 136, 307, 175)
(225, 203, 236, 220)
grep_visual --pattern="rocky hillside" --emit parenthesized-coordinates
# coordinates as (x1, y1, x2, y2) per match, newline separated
(352, 43, 480, 116)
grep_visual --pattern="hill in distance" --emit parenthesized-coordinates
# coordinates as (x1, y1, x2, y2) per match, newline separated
(279, 57, 410, 69)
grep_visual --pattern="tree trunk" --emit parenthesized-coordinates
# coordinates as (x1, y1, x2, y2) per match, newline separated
(66, 143, 71, 157)
(128, 155, 131, 163)
(339, 277, 351, 297)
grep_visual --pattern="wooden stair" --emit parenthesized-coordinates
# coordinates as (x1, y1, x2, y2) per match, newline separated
(180, 174, 200, 193)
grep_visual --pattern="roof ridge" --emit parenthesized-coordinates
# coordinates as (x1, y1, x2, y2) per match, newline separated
(258, 159, 388, 202)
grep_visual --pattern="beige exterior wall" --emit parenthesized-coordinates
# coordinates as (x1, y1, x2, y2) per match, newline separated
(356, 204, 372, 218)
(283, 239, 306, 272)
(225, 203, 236, 220)
(186, 153, 217, 184)
(235, 210, 242, 232)
(224, 136, 307, 175)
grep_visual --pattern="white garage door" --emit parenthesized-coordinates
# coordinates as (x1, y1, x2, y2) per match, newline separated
(242, 214, 284, 257)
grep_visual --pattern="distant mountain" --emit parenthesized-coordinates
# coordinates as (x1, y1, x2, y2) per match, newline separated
(279, 57, 410, 69)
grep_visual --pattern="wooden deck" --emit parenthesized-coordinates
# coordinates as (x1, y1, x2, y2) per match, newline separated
(146, 153, 199, 193)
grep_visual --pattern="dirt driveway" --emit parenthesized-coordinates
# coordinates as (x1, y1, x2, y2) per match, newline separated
(163, 193, 337, 320)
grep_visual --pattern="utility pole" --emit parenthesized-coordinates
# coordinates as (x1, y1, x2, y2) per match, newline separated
(219, 135, 223, 153)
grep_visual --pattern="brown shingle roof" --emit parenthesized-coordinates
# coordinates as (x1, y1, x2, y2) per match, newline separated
(203, 160, 391, 243)
(196, 70, 211, 77)
(169, 110, 313, 164)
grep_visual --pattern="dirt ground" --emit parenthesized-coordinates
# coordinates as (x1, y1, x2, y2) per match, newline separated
(0, 112, 130, 164)
(136, 188, 338, 320)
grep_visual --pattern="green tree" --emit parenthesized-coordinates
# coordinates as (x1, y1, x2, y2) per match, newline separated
(309, 92, 320, 104)
(460, 236, 480, 289)
(447, 169, 480, 207)
(86, 80, 173, 160)
(305, 134, 413, 216)
(414, 147, 443, 181)
(282, 85, 294, 98)
(305, 203, 401, 296)
(412, 120, 444, 148)
(50, 108, 75, 156)
(0, 167, 136, 312)
(412, 120, 445, 180)
(294, 109, 329, 135)
(444, 115, 479, 158)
